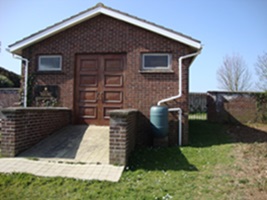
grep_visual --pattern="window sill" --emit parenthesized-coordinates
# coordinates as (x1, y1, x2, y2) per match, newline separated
(139, 69, 174, 74)
(36, 71, 64, 75)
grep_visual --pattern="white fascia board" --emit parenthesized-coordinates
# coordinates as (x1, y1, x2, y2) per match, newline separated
(9, 6, 201, 54)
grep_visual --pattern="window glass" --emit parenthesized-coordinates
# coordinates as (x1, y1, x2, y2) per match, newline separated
(39, 56, 62, 71)
(144, 55, 168, 68)
(142, 54, 171, 69)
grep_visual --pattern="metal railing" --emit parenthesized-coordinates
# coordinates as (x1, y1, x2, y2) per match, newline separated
(189, 93, 207, 120)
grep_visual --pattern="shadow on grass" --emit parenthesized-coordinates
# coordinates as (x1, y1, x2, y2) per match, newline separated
(189, 120, 267, 147)
(127, 120, 227, 172)
(128, 147, 198, 171)
(189, 120, 231, 147)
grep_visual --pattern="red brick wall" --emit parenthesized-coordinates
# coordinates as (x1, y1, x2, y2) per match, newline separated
(0, 88, 20, 108)
(22, 14, 196, 145)
(109, 109, 138, 165)
(1, 107, 71, 157)
(207, 91, 266, 124)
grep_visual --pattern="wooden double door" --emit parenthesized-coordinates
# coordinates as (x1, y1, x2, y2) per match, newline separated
(75, 54, 125, 125)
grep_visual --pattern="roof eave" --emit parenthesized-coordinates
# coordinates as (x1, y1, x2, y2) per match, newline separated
(9, 6, 103, 55)
(9, 5, 201, 55)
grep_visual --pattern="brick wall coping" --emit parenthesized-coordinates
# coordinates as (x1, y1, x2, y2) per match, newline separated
(109, 109, 138, 117)
(0, 88, 20, 91)
(1, 107, 70, 113)
(208, 91, 263, 95)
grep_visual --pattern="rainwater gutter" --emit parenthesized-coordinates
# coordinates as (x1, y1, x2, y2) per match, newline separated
(157, 50, 201, 146)
(6, 48, 29, 108)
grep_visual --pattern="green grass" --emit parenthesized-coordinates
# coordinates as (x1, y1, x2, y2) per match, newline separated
(189, 113, 207, 120)
(0, 121, 242, 199)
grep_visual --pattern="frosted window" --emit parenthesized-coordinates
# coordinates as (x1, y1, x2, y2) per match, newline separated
(39, 56, 62, 71)
(142, 54, 171, 69)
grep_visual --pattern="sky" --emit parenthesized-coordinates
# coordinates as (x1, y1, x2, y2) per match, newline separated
(0, 0, 266, 92)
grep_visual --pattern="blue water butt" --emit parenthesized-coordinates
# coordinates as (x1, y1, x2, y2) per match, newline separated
(150, 106, 169, 138)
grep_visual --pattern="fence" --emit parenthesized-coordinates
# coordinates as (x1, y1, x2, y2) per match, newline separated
(0, 88, 20, 108)
(189, 93, 207, 120)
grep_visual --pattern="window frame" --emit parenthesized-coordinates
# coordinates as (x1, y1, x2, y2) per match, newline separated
(141, 53, 172, 70)
(38, 55, 62, 72)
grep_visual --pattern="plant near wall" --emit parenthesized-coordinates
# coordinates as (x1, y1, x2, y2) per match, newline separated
(27, 73, 36, 106)
(34, 86, 60, 107)
(253, 92, 267, 123)
(19, 73, 36, 106)
(39, 97, 58, 107)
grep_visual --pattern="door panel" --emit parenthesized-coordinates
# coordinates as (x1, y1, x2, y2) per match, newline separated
(103, 91, 123, 103)
(81, 106, 98, 119)
(80, 75, 98, 86)
(80, 59, 98, 71)
(104, 59, 123, 72)
(79, 91, 97, 103)
(104, 75, 123, 87)
(75, 54, 125, 125)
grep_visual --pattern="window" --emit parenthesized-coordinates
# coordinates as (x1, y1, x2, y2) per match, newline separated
(142, 53, 172, 70)
(38, 55, 62, 71)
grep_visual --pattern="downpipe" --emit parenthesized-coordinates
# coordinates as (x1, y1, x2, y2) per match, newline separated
(6, 49, 29, 108)
(157, 50, 201, 146)
(168, 107, 182, 146)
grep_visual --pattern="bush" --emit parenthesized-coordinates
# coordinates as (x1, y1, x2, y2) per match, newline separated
(0, 75, 14, 87)
(0, 67, 20, 87)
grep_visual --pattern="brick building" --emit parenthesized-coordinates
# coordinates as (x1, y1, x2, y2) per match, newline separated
(8, 3, 202, 145)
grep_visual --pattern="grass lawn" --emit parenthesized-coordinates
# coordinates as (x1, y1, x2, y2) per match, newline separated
(0, 120, 266, 200)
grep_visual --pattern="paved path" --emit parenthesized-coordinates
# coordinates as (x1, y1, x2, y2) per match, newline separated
(0, 158, 124, 182)
(0, 125, 124, 182)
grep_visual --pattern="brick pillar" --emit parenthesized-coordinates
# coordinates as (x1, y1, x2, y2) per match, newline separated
(109, 109, 138, 166)
(1, 111, 17, 157)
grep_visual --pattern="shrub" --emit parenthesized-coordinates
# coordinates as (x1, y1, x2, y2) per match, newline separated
(0, 75, 14, 88)
(0, 66, 20, 87)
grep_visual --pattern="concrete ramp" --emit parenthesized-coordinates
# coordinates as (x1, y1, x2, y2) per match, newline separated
(19, 125, 109, 164)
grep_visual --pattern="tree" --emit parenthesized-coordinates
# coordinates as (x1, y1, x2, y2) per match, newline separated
(255, 52, 267, 91)
(217, 54, 252, 91)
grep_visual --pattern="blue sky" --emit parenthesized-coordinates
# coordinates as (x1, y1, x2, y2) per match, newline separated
(0, 0, 266, 92)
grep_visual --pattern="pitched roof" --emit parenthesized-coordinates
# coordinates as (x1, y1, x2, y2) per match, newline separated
(9, 3, 202, 54)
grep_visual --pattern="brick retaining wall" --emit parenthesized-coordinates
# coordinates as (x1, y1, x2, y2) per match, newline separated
(0, 107, 71, 157)
(207, 91, 266, 124)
